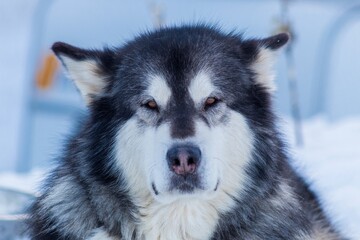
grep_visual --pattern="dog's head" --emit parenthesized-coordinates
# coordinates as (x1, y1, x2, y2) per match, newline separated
(53, 26, 288, 204)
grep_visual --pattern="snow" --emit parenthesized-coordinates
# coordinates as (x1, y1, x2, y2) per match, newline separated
(282, 116, 360, 239)
(0, 169, 44, 195)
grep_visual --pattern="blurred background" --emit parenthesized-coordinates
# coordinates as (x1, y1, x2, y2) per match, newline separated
(0, 0, 359, 238)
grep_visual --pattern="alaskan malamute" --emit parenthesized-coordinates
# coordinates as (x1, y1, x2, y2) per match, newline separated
(28, 25, 345, 240)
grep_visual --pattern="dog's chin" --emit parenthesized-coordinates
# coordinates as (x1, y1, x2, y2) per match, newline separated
(173, 182, 197, 193)
(150, 180, 220, 204)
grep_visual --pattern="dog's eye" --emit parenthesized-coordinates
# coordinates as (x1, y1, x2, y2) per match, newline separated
(143, 100, 158, 111)
(204, 97, 219, 110)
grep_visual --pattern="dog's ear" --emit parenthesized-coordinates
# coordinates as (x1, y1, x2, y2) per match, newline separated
(52, 42, 115, 105)
(243, 33, 289, 93)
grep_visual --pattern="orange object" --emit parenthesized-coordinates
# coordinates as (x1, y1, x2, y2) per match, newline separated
(36, 53, 59, 90)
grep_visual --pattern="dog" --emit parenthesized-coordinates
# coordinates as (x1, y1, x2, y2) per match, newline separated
(28, 25, 345, 240)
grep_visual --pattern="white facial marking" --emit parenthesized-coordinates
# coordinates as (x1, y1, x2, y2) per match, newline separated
(251, 48, 277, 93)
(61, 56, 106, 104)
(115, 118, 151, 200)
(202, 110, 254, 207)
(147, 74, 171, 107)
(189, 71, 215, 104)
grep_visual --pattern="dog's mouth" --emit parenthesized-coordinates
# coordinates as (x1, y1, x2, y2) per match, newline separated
(171, 181, 200, 194)
(151, 182, 160, 195)
(151, 177, 220, 196)
(169, 174, 202, 193)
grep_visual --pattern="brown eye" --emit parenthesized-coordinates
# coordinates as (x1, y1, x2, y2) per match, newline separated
(204, 97, 219, 109)
(144, 100, 158, 110)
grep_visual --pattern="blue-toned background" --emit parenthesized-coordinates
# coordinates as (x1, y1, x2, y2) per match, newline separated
(1, 0, 360, 238)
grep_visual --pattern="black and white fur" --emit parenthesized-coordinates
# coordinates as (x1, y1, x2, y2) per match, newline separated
(28, 25, 345, 240)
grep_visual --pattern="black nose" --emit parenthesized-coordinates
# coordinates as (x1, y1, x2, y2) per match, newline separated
(166, 144, 201, 176)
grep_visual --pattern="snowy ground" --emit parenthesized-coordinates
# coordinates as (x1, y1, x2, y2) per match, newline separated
(283, 116, 360, 239)
(0, 116, 360, 238)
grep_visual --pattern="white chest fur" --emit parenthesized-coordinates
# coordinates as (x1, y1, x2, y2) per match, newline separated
(137, 198, 221, 240)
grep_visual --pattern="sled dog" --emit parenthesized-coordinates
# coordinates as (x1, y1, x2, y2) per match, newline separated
(28, 25, 345, 240)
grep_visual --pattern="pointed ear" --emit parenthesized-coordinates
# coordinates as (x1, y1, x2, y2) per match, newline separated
(52, 42, 115, 105)
(243, 33, 290, 93)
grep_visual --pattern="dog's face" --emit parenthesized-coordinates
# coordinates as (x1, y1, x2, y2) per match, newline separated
(53, 26, 288, 203)
(128, 70, 252, 203)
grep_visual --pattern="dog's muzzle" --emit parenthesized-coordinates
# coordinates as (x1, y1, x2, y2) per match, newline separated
(166, 144, 202, 193)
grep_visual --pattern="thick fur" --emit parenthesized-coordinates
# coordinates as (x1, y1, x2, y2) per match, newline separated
(28, 25, 345, 240)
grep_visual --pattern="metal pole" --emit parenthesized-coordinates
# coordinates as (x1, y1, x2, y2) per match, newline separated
(280, 0, 303, 146)
(16, 0, 55, 172)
